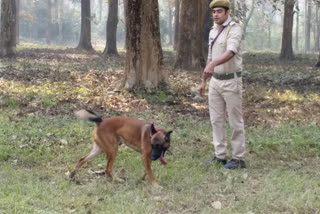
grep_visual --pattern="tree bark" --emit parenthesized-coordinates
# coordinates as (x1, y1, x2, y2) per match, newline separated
(103, 0, 118, 56)
(304, 0, 311, 52)
(0, 0, 16, 57)
(280, 0, 295, 60)
(15, 0, 20, 45)
(295, 0, 299, 51)
(77, 0, 93, 51)
(173, 0, 180, 50)
(168, 7, 173, 46)
(123, 0, 165, 90)
(175, 0, 204, 70)
(315, 2, 320, 51)
(243, 0, 255, 39)
(315, 51, 320, 67)
(202, 0, 212, 60)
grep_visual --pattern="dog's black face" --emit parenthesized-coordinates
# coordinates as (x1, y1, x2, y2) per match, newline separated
(149, 124, 172, 162)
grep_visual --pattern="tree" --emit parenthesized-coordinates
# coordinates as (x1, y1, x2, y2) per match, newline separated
(0, 0, 16, 57)
(173, 0, 180, 50)
(305, 0, 311, 52)
(243, 0, 255, 38)
(175, 0, 204, 70)
(202, 0, 213, 60)
(77, 0, 93, 51)
(316, 52, 320, 67)
(295, 0, 299, 51)
(103, 0, 118, 56)
(280, 0, 295, 60)
(16, 0, 20, 44)
(122, 0, 166, 90)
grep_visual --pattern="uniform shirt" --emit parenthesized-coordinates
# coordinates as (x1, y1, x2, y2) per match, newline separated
(207, 17, 243, 74)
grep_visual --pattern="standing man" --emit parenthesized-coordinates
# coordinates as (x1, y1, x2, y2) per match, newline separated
(198, 0, 246, 169)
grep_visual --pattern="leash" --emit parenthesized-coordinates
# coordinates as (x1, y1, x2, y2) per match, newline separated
(209, 22, 231, 51)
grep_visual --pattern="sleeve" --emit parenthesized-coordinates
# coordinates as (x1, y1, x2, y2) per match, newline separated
(226, 25, 242, 54)
(207, 30, 213, 60)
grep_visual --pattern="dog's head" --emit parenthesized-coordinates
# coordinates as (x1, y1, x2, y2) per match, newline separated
(149, 124, 173, 165)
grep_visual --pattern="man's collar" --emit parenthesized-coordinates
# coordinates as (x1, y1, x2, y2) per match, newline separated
(212, 17, 231, 29)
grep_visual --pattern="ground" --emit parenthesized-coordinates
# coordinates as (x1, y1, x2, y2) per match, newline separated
(0, 45, 320, 213)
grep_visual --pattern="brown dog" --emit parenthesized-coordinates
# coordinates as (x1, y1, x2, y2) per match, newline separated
(69, 110, 172, 186)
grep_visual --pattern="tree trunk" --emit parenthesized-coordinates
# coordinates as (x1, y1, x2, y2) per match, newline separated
(175, 0, 204, 70)
(77, 0, 93, 51)
(173, 0, 180, 50)
(280, 0, 295, 60)
(103, 0, 118, 56)
(202, 0, 212, 60)
(123, 0, 165, 90)
(304, 0, 311, 52)
(315, 51, 320, 67)
(46, 0, 52, 44)
(15, 0, 20, 45)
(0, 0, 16, 57)
(168, 7, 173, 46)
(295, 0, 299, 51)
(243, 0, 255, 39)
(315, 2, 319, 51)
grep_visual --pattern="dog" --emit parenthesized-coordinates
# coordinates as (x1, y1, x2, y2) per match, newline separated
(69, 110, 172, 186)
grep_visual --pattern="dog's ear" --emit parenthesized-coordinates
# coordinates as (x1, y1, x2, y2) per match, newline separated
(150, 123, 157, 136)
(165, 131, 173, 142)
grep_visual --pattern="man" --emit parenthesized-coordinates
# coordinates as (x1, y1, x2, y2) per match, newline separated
(198, 0, 246, 169)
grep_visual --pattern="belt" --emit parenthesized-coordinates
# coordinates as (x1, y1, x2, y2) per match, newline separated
(212, 72, 241, 80)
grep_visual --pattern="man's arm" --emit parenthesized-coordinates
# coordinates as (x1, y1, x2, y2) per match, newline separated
(198, 50, 235, 97)
(203, 50, 235, 82)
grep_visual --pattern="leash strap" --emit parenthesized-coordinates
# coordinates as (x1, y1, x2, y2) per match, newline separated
(210, 22, 231, 51)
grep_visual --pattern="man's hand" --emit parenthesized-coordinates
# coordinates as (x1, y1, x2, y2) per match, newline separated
(204, 61, 216, 77)
(198, 81, 206, 97)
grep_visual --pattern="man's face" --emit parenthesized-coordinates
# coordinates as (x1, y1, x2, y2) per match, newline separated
(212, 7, 230, 25)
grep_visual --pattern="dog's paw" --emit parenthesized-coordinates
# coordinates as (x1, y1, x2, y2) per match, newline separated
(151, 182, 163, 189)
(112, 176, 125, 183)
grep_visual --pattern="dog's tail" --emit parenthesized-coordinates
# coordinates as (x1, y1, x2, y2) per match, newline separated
(74, 110, 103, 125)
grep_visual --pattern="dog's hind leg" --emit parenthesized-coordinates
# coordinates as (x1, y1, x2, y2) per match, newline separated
(105, 145, 118, 179)
(70, 142, 102, 179)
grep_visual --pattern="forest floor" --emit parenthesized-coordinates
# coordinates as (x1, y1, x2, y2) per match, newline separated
(0, 44, 320, 213)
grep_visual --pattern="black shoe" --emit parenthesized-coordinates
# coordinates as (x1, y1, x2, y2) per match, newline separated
(224, 159, 246, 169)
(205, 156, 227, 165)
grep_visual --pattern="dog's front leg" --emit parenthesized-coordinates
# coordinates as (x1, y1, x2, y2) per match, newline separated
(141, 154, 156, 185)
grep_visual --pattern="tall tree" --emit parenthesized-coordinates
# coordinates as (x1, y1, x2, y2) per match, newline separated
(243, 0, 255, 38)
(122, 0, 166, 90)
(280, 0, 295, 60)
(168, 6, 173, 46)
(315, 51, 320, 67)
(295, 0, 299, 51)
(103, 0, 118, 56)
(202, 0, 212, 60)
(77, 0, 93, 51)
(304, 0, 311, 52)
(173, 0, 180, 50)
(175, 0, 204, 70)
(15, 0, 20, 44)
(315, 2, 320, 51)
(0, 0, 16, 57)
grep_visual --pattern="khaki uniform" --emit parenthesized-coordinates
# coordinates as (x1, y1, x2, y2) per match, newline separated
(207, 17, 245, 160)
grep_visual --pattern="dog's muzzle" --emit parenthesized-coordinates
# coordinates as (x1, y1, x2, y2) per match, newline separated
(151, 146, 164, 161)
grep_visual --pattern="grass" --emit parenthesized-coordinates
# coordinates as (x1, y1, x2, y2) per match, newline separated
(1, 46, 320, 213)
(0, 112, 320, 213)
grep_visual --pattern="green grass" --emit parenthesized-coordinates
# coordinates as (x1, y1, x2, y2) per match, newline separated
(1, 112, 320, 213)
